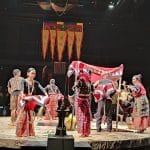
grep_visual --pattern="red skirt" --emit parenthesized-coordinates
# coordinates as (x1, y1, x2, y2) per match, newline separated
(133, 116, 149, 130)
(16, 98, 39, 137)
(44, 94, 58, 120)
(75, 97, 91, 136)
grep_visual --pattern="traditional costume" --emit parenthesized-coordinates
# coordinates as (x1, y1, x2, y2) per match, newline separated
(16, 79, 48, 137)
(94, 79, 116, 132)
(130, 82, 149, 132)
(75, 70, 91, 137)
(67, 61, 124, 135)
(44, 79, 61, 120)
(7, 69, 24, 125)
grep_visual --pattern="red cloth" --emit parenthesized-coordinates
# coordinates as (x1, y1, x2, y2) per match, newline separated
(25, 101, 38, 111)
(16, 96, 39, 137)
(75, 97, 91, 136)
(133, 116, 149, 130)
(132, 83, 146, 97)
(93, 81, 116, 102)
(69, 61, 124, 82)
(16, 101, 35, 137)
(77, 72, 90, 83)
(44, 94, 58, 120)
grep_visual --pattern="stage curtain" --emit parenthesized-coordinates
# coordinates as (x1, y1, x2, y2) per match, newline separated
(57, 22, 67, 62)
(42, 29, 49, 60)
(49, 29, 56, 60)
(67, 31, 75, 61)
(75, 23, 83, 60)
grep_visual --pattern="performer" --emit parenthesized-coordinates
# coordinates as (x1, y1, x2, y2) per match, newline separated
(74, 69, 92, 137)
(119, 81, 133, 119)
(128, 74, 149, 133)
(94, 79, 116, 132)
(44, 79, 61, 120)
(16, 68, 48, 137)
(7, 69, 23, 126)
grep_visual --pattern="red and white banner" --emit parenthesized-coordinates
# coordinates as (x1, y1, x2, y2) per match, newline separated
(68, 61, 124, 82)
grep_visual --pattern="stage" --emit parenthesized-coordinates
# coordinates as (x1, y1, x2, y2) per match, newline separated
(0, 117, 150, 150)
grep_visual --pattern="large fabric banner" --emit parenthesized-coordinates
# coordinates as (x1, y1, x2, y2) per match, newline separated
(41, 29, 49, 60)
(68, 61, 124, 82)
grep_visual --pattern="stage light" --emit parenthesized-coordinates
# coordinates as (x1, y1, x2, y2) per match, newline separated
(108, 2, 115, 10)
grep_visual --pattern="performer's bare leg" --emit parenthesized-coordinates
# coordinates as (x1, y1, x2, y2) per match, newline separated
(10, 109, 16, 126)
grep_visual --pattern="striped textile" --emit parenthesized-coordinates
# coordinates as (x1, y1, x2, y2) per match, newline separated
(93, 80, 116, 102)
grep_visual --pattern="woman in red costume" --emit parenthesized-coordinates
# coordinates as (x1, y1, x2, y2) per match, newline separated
(44, 79, 61, 120)
(16, 68, 48, 137)
(128, 74, 149, 133)
(74, 69, 92, 137)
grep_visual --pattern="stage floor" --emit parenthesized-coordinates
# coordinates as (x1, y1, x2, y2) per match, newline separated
(0, 117, 150, 150)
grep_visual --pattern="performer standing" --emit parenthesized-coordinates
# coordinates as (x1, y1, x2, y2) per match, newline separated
(128, 74, 149, 133)
(94, 79, 116, 132)
(75, 69, 92, 137)
(16, 68, 48, 137)
(7, 69, 23, 126)
(44, 79, 61, 120)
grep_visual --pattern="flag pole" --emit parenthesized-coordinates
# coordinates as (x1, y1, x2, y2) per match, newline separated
(116, 77, 122, 130)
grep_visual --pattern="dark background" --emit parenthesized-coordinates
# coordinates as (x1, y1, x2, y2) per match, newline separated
(0, 0, 150, 92)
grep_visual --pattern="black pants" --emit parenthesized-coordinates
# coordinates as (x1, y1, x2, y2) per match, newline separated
(94, 99, 113, 131)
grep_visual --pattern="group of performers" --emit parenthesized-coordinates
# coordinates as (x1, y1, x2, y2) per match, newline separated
(7, 64, 150, 138)
(7, 68, 62, 137)
(67, 63, 149, 137)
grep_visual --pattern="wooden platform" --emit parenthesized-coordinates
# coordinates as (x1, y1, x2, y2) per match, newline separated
(0, 117, 150, 150)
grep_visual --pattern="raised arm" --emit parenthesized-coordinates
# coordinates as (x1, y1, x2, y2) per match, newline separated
(37, 81, 48, 96)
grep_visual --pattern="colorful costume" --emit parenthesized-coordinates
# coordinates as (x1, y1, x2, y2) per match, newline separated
(131, 83, 149, 131)
(67, 61, 124, 135)
(94, 79, 116, 132)
(75, 71, 91, 136)
(16, 79, 47, 137)
(44, 79, 61, 120)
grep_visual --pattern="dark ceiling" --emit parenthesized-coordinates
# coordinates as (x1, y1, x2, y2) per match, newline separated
(0, 0, 150, 86)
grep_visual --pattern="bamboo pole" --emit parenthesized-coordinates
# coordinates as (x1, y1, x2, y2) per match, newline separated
(116, 77, 122, 130)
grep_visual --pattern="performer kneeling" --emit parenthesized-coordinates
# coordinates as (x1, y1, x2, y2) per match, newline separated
(128, 74, 149, 133)
(16, 68, 48, 137)
(94, 79, 116, 132)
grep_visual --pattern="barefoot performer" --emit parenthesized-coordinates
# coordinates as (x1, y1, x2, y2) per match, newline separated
(128, 74, 149, 133)
(7, 69, 23, 126)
